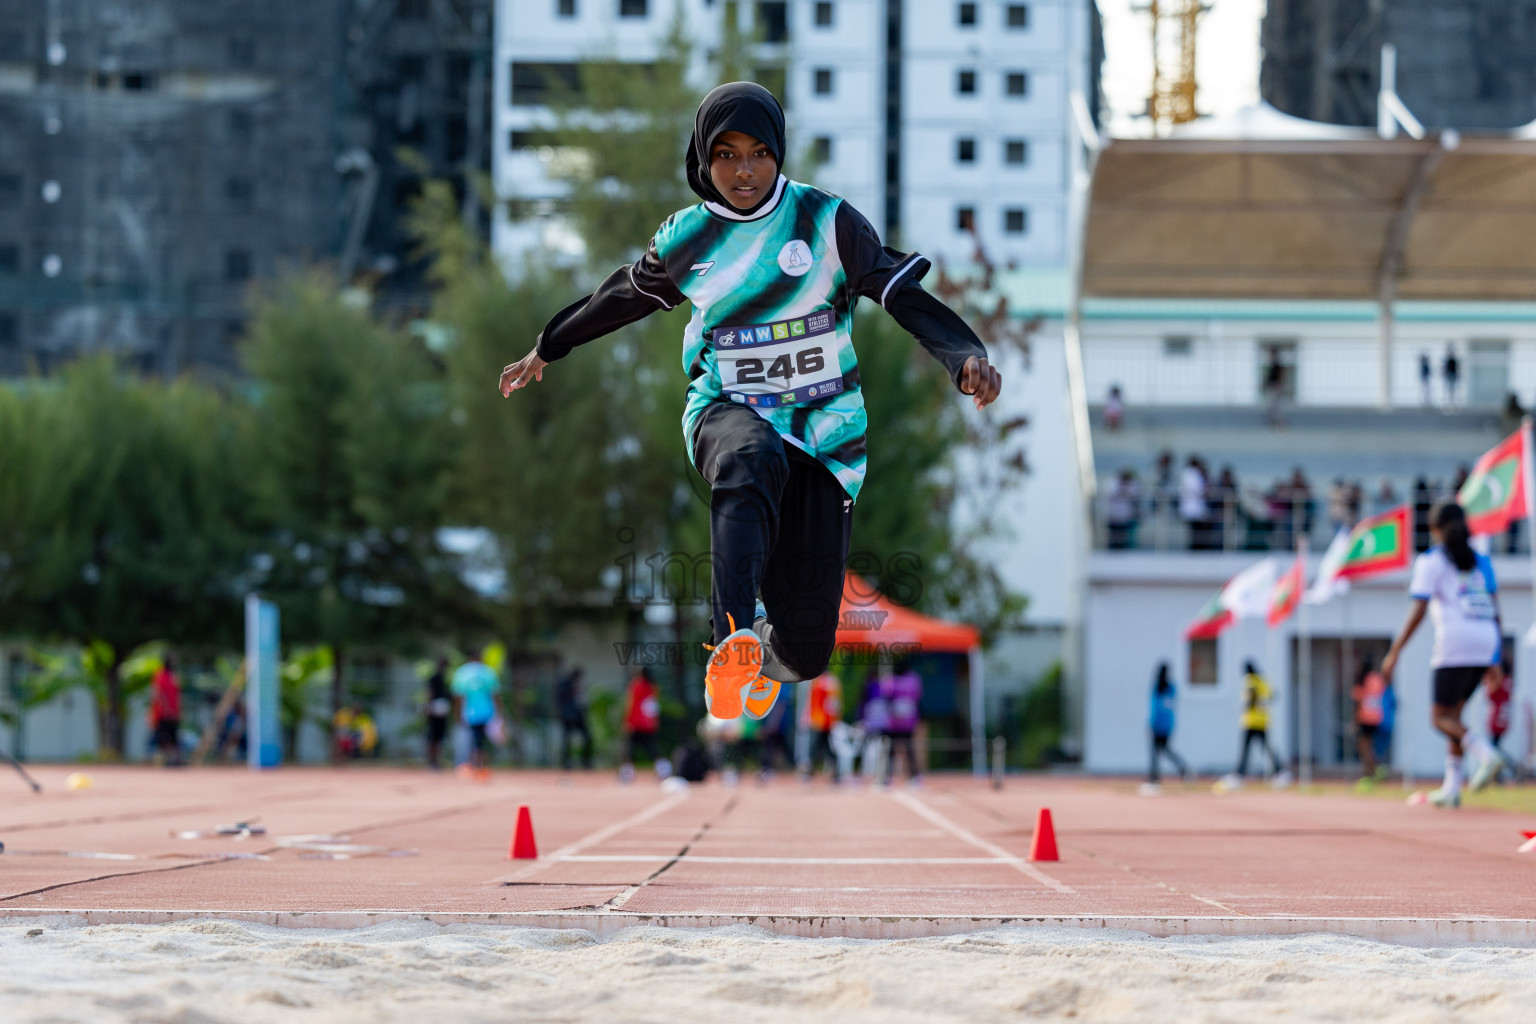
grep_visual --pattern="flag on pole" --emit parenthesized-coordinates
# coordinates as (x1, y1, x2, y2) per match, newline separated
(1335, 505, 1412, 581)
(1184, 558, 1278, 640)
(1268, 553, 1305, 627)
(1306, 527, 1352, 604)
(1458, 428, 1528, 535)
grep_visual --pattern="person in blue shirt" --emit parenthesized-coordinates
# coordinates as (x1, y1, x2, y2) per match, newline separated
(1148, 663, 1190, 785)
(451, 650, 503, 774)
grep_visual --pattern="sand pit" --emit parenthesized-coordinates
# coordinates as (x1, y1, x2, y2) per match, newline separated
(3, 918, 1533, 1023)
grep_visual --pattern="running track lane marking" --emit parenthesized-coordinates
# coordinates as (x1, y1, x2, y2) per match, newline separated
(561, 855, 1016, 865)
(492, 792, 691, 884)
(892, 791, 1075, 895)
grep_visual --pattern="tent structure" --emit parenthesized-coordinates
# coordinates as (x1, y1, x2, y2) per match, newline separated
(1079, 102, 1536, 406)
(834, 573, 988, 774)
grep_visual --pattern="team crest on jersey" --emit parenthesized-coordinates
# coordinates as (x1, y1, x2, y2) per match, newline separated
(778, 239, 813, 277)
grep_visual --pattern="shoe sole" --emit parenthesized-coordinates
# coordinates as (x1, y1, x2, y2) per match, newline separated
(705, 631, 761, 719)
(742, 676, 782, 720)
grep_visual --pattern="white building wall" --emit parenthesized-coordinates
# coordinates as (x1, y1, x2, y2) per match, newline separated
(1085, 553, 1536, 779)
(786, 0, 883, 221)
(1082, 308, 1536, 409)
(900, 0, 1075, 265)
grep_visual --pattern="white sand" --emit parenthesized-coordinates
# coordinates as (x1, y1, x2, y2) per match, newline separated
(2, 918, 1533, 1023)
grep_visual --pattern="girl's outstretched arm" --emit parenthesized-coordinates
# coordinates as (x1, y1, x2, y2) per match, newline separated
(835, 203, 1001, 408)
(501, 239, 685, 396)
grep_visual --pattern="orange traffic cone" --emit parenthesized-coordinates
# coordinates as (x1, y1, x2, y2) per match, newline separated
(508, 805, 538, 859)
(1028, 807, 1059, 862)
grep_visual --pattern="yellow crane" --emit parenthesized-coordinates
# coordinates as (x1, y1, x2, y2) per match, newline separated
(1141, 0, 1209, 127)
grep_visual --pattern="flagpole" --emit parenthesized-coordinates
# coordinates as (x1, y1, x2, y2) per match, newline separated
(1298, 535, 1312, 789)
(1523, 416, 1536, 650)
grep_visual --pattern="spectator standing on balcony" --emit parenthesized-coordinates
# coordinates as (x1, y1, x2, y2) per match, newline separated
(1502, 391, 1525, 435)
(1328, 478, 1353, 533)
(1443, 344, 1460, 408)
(1152, 450, 1177, 539)
(1106, 469, 1142, 549)
(1180, 456, 1211, 550)
(1373, 477, 1400, 517)
(1104, 384, 1124, 431)
(1210, 466, 1238, 550)
(1419, 352, 1434, 407)
(1288, 468, 1315, 545)
(1262, 356, 1286, 426)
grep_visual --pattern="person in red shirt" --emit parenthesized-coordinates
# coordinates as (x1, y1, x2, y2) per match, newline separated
(1477, 660, 1524, 786)
(150, 653, 182, 767)
(801, 671, 842, 782)
(1353, 657, 1388, 779)
(621, 668, 661, 781)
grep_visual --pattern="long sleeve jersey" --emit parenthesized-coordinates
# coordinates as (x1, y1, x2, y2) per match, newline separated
(534, 176, 987, 500)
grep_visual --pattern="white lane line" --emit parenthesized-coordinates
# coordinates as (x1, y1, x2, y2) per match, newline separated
(561, 855, 1013, 865)
(892, 791, 1075, 895)
(491, 792, 690, 883)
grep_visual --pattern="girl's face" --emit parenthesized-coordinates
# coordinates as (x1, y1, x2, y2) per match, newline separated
(709, 131, 777, 209)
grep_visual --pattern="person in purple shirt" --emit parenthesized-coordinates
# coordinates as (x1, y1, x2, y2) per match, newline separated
(880, 658, 924, 786)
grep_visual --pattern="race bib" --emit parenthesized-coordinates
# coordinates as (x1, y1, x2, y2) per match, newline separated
(1457, 574, 1496, 620)
(713, 310, 845, 408)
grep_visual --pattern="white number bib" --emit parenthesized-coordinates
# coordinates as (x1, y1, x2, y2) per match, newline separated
(1457, 578, 1496, 620)
(713, 310, 846, 409)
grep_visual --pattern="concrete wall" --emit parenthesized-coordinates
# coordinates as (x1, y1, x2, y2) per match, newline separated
(1085, 552, 1536, 779)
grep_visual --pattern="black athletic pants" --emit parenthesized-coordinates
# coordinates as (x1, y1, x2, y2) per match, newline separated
(1237, 728, 1280, 776)
(692, 402, 853, 682)
(1149, 733, 1187, 783)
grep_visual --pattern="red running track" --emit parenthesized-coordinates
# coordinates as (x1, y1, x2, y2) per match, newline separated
(1, 766, 1532, 941)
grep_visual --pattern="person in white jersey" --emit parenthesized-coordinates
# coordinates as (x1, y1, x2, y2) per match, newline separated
(1380, 502, 1504, 807)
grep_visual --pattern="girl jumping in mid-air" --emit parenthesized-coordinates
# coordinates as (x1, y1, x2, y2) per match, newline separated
(1380, 502, 1504, 807)
(500, 83, 1001, 720)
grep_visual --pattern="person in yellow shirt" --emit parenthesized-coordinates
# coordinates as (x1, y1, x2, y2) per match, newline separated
(1236, 661, 1281, 778)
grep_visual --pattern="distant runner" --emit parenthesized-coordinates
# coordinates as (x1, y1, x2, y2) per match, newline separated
(1381, 502, 1503, 807)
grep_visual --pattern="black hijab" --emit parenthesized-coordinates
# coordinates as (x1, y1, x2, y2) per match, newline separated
(685, 81, 786, 213)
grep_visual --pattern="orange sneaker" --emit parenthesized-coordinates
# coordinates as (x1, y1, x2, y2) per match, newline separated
(702, 614, 762, 720)
(742, 674, 782, 720)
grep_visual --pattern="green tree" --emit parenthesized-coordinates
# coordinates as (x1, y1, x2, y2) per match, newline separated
(243, 275, 480, 757)
(0, 359, 254, 756)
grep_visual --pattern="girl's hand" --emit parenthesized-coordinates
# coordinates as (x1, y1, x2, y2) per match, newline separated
(960, 355, 1002, 410)
(500, 349, 547, 396)
(1379, 649, 1399, 682)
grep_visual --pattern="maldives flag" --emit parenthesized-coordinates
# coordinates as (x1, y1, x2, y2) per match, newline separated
(1184, 559, 1278, 640)
(1458, 427, 1528, 535)
(1268, 554, 1305, 627)
(1184, 591, 1233, 640)
(1335, 505, 1412, 581)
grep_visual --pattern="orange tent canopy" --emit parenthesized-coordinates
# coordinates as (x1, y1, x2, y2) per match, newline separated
(835, 573, 981, 654)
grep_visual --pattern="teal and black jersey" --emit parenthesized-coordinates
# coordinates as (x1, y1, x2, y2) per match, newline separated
(535, 176, 986, 500)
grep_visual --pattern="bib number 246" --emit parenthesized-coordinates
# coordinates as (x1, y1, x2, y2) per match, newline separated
(735, 347, 825, 384)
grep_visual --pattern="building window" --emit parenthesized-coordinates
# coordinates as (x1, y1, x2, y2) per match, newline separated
(957, 68, 976, 95)
(757, 2, 788, 42)
(398, 0, 429, 18)
(225, 177, 254, 210)
(813, 67, 834, 95)
(0, 173, 18, 208)
(397, 55, 425, 80)
(815, 1, 833, 27)
(956, 137, 975, 163)
(618, 0, 648, 16)
(812, 135, 833, 164)
(557, 0, 577, 15)
(0, 311, 15, 349)
(0, 243, 16, 274)
(510, 62, 581, 105)
(1005, 139, 1028, 165)
(1004, 208, 1027, 234)
(224, 249, 252, 283)
(510, 130, 536, 149)
(1007, 3, 1028, 28)
(1163, 335, 1193, 357)
(956, 206, 975, 232)
(121, 71, 157, 92)
(1005, 71, 1028, 97)
(1188, 638, 1217, 685)
(957, 2, 977, 26)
